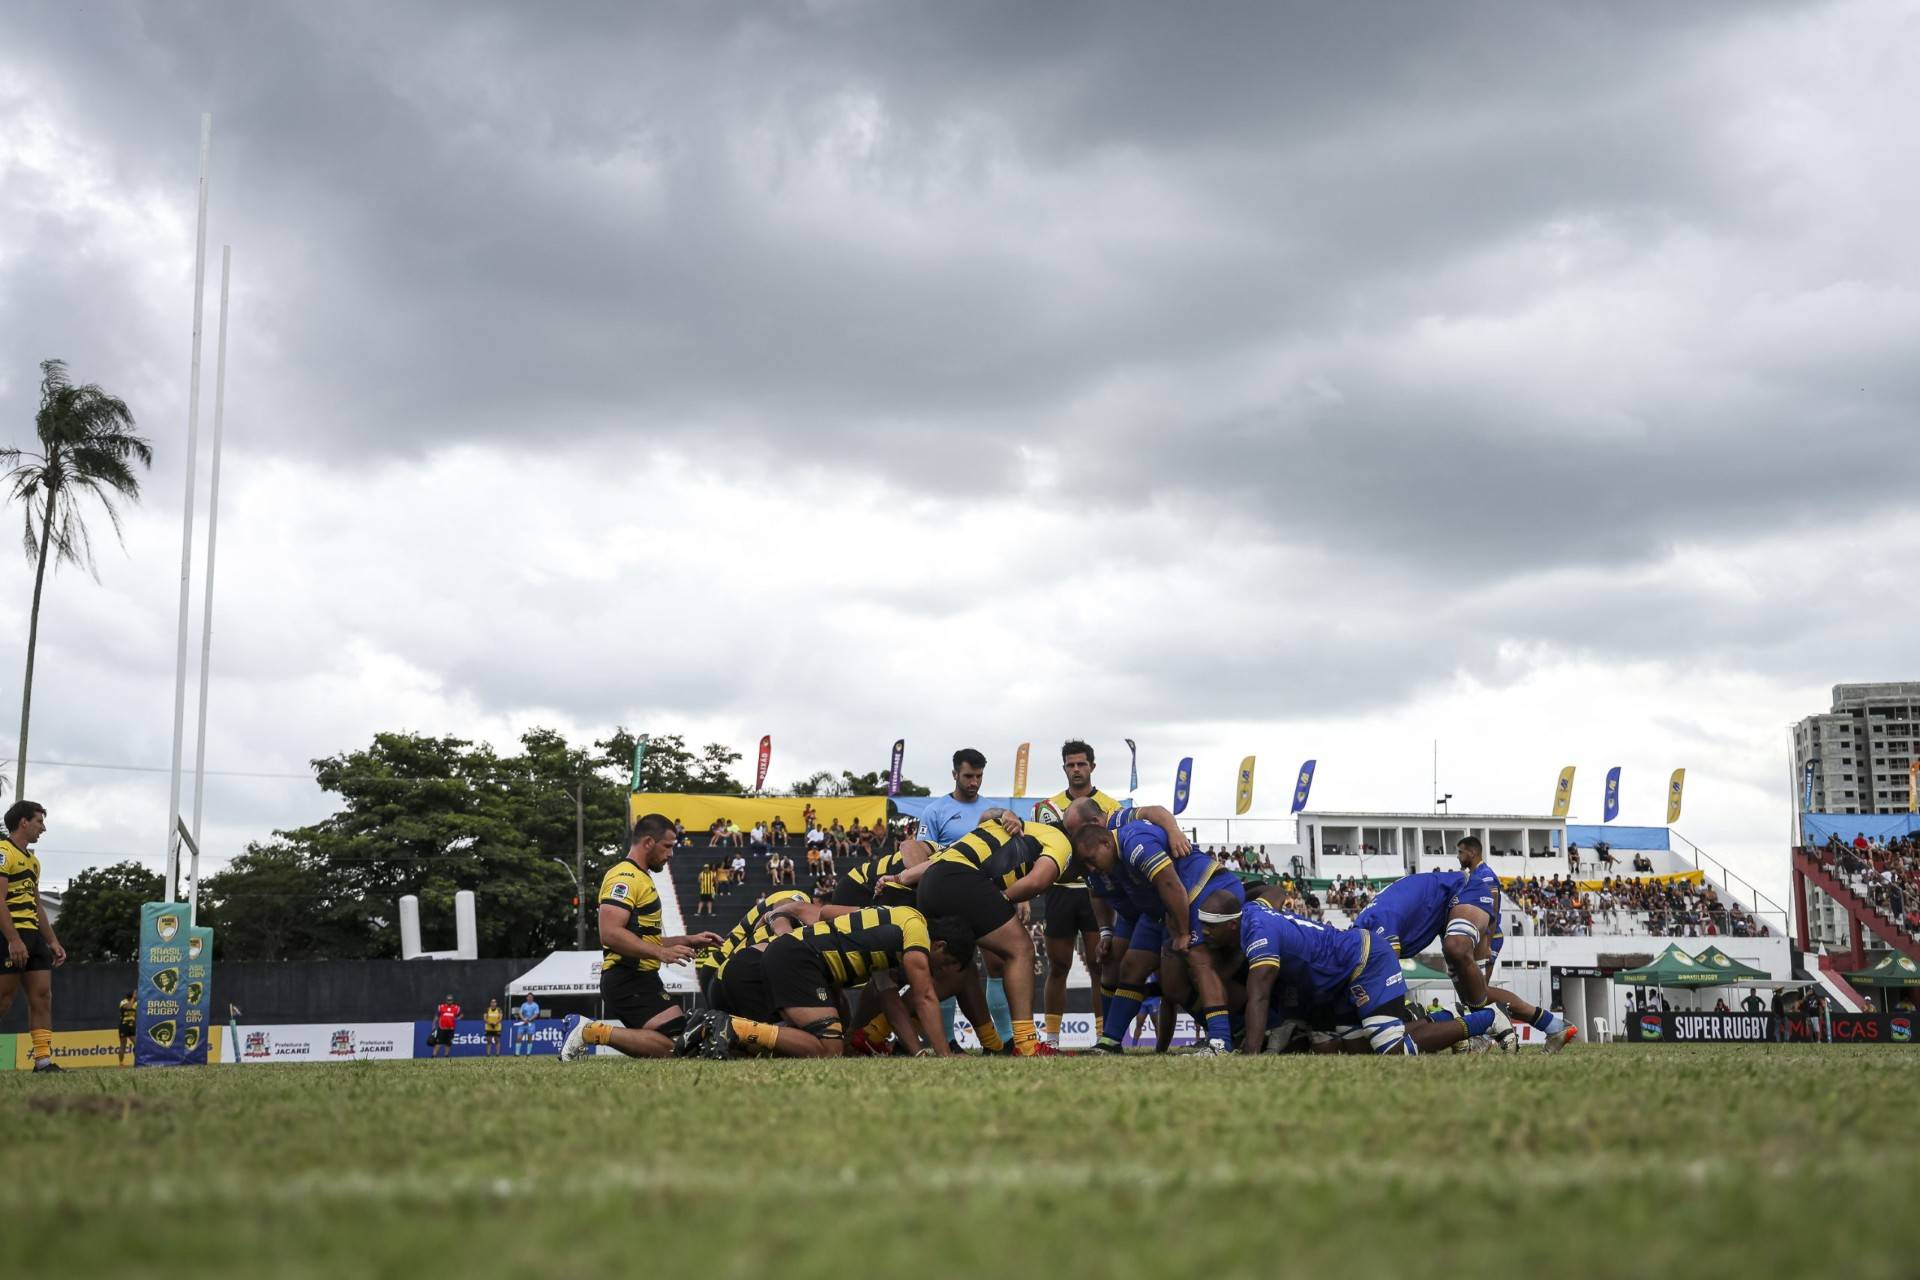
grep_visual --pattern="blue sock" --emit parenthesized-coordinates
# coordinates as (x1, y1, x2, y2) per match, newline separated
(1203, 1008, 1231, 1046)
(939, 996, 958, 1044)
(1463, 1008, 1496, 1036)
(1104, 987, 1145, 1042)
(984, 977, 1014, 1041)
(1428, 1009, 1456, 1024)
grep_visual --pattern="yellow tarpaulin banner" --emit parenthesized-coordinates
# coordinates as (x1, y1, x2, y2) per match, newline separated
(1502, 868, 1703, 893)
(629, 793, 888, 833)
(13, 1026, 226, 1070)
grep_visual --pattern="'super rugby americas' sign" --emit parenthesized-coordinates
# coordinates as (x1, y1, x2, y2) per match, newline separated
(134, 903, 214, 1067)
(1628, 1012, 1773, 1043)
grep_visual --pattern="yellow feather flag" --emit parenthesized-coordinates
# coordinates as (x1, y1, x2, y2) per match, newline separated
(1552, 766, 1576, 818)
(1235, 756, 1257, 815)
(1666, 768, 1686, 824)
(1908, 761, 1917, 814)
(1013, 743, 1030, 798)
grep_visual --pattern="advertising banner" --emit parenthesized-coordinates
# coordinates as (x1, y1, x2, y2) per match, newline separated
(134, 902, 212, 1067)
(13, 1027, 226, 1071)
(1824, 1012, 1915, 1045)
(1124, 739, 1138, 795)
(953, 1013, 1097, 1051)
(1235, 756, 1256, 815)
(1012, 743, 1029, 798)
(235, 1022, 415, 1064)
(888, 739, 905, 797)
(1291, 759, 1316, 814)
(1553, 766, 1576, 818)
(1173, 757, 1193, 816)
(630, 734, 649, 792)
(1627, 1012, 1773, 1043)
(411, 1018, 567, 1058)
(1603, 767, 1622, 823)
(754, 735, 772, 792)
(1667, 768, 1686, 824)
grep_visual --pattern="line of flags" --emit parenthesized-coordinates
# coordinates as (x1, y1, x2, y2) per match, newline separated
(635, 731, 1699, 829)
(1552, 765, 1687, 824)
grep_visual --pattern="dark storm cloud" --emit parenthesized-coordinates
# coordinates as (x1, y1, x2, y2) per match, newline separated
(2, 0, 1912, 724)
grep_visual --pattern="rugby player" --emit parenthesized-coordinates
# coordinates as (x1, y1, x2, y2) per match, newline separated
(1070, 816, 1244, 1053)
(1039, 740, 1123, 1048)
(560, 814, 723, 1062)
(117, 989, 137, 1066)
(686, 905, 974, 1059)
(914, 748, 1001, 1046)
(1437, 836, 1566, 1045)
(886, 815, 1080, 1055)
(697, 886, 814, 997)
(1200, 892, 1421, 1055)
(1085, 852, 1172, 1052)
(0, 801, 65, 1072)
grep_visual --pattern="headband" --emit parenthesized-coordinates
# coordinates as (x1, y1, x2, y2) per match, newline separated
(1196, 907, 1242, 925)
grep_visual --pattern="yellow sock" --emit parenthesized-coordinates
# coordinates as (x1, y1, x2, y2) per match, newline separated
(31, 1029, 51, 1061)
(730, 1018, 783, 1054)
(861, 1014, 891, 1044)
(583, 1022, 613, 1047)
(975, 1021, 1004, 1052)
(1044, 1012, 1062, 1040)
(1013, 1019, 1038, 1056)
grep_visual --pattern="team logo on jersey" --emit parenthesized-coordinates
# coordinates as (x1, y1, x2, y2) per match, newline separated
(156, 914, 180, 942)
(610, 881, 631, 901)
(815, 987, 831, 1003)
(188, 936, 205, 959)
(153, 967, 180, 994)
(1349, 984, 1371, 1009)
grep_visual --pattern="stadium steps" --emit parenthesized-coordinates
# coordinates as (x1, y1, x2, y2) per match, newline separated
(1792, 849, 1920, 968)
(1812, 953, 1867, 1013)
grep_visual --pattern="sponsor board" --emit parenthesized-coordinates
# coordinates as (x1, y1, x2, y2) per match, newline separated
(411, 1018, 567, 1057)
(1627, 1012, 1773, 1043)
(235, 1023, 415, 1064)
(951, 1013, 1098, 1051)
(1824, 1013, 1916, 1045)
(135, 903, 214, 1067)
(12, 1027, 227, 1071)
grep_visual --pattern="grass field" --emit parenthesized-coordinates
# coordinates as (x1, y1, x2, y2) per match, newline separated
(6, 1045, 1916, 1279)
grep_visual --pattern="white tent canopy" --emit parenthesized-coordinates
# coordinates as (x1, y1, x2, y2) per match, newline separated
(507, 950, 698, 998)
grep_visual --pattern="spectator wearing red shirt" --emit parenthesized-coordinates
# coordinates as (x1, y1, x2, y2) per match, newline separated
(431, 994, 461, 1058)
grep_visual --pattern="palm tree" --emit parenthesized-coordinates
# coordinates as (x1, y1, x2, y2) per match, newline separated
(3, 359, 152, 795)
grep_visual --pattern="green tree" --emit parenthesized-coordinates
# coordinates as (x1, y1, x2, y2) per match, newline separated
(3, 359, 152, 795)
(49, 860, 162, 961)
(601, 729, 744, 795)
(197, 842, 362, 962)
(791, 768, 929, 797)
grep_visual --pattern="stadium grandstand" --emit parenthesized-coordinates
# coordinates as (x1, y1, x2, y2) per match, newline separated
(1792, 813, 1920, 1009)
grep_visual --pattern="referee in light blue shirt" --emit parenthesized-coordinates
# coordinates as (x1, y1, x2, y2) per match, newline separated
(914, 748, 1010, 1047)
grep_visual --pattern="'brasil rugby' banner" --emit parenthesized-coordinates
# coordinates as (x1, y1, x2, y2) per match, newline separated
(1603, 767, 1622, 822)
(1291, 759, 1316, 814)
(134, 903, 213, 1067)
(1173, 757, 1193, 816)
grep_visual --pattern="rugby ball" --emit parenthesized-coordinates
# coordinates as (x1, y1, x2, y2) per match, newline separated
(1031, 800, 1064, 826)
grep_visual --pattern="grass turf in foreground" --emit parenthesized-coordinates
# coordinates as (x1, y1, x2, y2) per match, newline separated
(3, 1046, 1915, 1280)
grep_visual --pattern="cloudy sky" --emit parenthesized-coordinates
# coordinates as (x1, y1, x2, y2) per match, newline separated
(2, 1, 1915, 910)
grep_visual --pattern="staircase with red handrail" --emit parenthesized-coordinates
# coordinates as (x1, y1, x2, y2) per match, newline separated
(1791, 848, 1920, 973)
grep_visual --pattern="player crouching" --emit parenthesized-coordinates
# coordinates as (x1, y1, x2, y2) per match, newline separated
(683, 906, 975, 1059)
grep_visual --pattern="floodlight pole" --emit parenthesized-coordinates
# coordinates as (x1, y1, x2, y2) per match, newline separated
(166, 113, 212, 902)
(190, 245, 232, 851)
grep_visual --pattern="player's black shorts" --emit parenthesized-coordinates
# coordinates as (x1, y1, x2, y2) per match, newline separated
(432, 1025, 456, 1046)
(1043, 883, 1098, 940)
(710, 947, 779, 1022)
(484, 1029, 500, 1040)
(601, 965, 678, 1029)
(1, 928, 53, 974)
(918, 861, 1015, 938)
(762, 935, 840, 1013)
(119, 1023, 137, 1039)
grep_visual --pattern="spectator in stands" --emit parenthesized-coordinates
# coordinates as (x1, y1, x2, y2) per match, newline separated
(1597, 840, 1616, 869)
(1713, 996, 1730, 1013)
(673, 819, 687, 844)
(802, 802, 817, 830)
(749, 822, 769, 856)
(1568, 842, 1580, 875)
(695, 863, 717, 916)
(771, 816, 789, 846)
(730, 850, 747, 884)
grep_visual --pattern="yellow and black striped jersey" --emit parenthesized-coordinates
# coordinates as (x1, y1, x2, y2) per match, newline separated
(118, 997, 138, 1028)
(930, 820, 1075, 890)
(1046, 789, 1124, 887)
(698, 868, 717, 895)
(701, 889, 812, 973)
(597, 858, 663, 973)
(0, 838, 39, 932)
(793, 905, 931, 987)
(841, 851, 902, 890)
